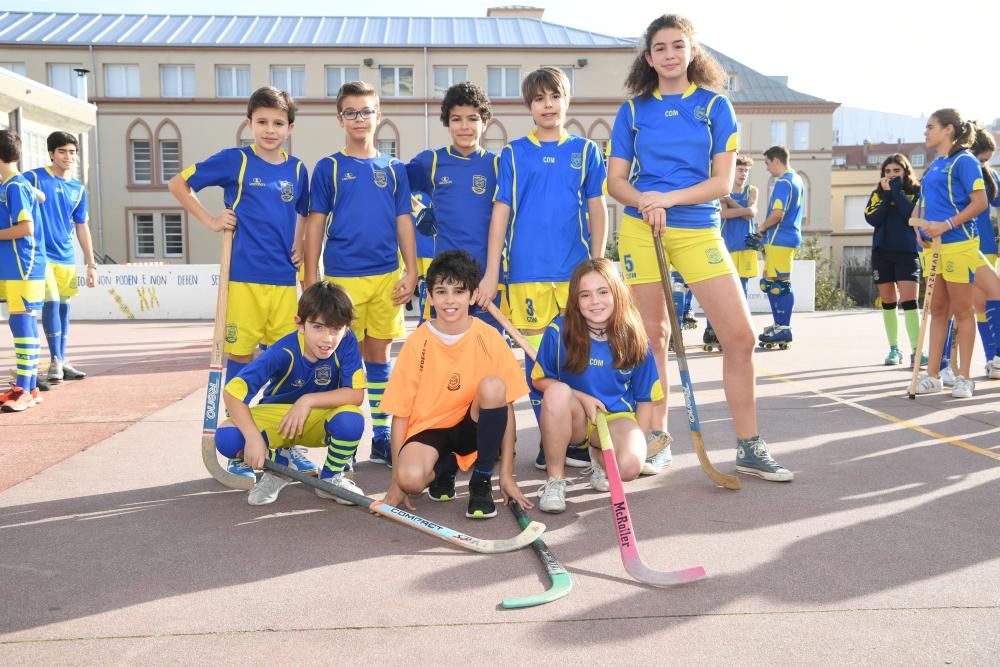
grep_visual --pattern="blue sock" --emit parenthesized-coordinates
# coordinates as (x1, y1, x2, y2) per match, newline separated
(9, 313, 36, 391)
(523, 333, 545, 430)
(766, 291, 780, 324)
(740, 277, 750, 299)
(58, 301, 70, 361)
(985, 300, 1000, 359)
(682, 288, 694, 319)
(225, 358, 246, 380)
(366, 361, 391, 443)
(322, 408, 365, 478)
(214, 426, 246, 458)
(775, 287, 795, 327)
(41, 301, 61, 361)
(941, 321, 953, 369)
(976, 318, 994, 364)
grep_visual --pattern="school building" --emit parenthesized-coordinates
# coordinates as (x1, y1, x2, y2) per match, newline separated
(0, 8, 838, 265)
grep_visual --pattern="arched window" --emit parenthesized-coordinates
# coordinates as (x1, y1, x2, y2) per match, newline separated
(564, 119, 585, 137)
(154, 119, 182, 184)
(236, 121, 253, 147)
(588, 119, 612, 165)
(126, 119, 153, 187)
(375, 120, 400, 158)
(483, 119, 508, 153)
(797, 171, 811, 227)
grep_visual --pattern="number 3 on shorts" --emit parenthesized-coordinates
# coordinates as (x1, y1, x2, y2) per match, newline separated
(525, 298, 535, 318)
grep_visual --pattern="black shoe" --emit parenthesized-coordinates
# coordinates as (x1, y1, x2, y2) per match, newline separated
(427, 472, 456, 502)
(535, 444, 590, 469)
(534, 447, 547, 470)
(465, 475, 497, 519)
(37, 378, 51, 391)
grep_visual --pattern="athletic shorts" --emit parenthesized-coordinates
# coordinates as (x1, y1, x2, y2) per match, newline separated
(326, 269, 405, 341)
(0, 279, 44, 313)
(730, 249, 759, 279)
(505, 280, 569, 330)
(939, 238, 991, 284)
(417, 257, 433, 277)
(583, 410, 636, 446)
(403, 407, 479, 471)
(44, 263, 79, 300)
(225, 281, 298, 356)
(762, 245, 796, 279)
(223, 403, 363, 449)
(871, 248, 920, 285)
(618, 214, 735, 286)
(986, 253, 998, 272)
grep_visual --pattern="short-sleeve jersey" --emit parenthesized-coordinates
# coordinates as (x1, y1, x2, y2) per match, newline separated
(919, 151, 985, 245)
(0, 172, 46, 281)
(309, 152, 411, 278)
(721, 184, 755, 252)
(495, 131, 607, 283)
(26, 167, 87, 265)
(531, 316, 664, 414)
(411, 191, 435, 259)
(973, 168, 999, 255)
(380, 318, 528, 441)
(181, 145, 309, 286)
(224, 329, 365, 406)
(406, 147, 497, 272)
(765, 170, 804, 248)
(610, 84, 738, 229)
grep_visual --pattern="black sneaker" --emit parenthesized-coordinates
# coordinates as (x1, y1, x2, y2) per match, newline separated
(465, 475, 497, 519)
(427, 472, 456, 502)
(535, 444, 590, 469)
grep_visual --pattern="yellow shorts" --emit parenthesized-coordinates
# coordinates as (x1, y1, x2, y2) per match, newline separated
(505, 281, 569, 330)
(940, 238, 991, 284)
(730, 249, 759, 279)
(986, 253, 998, 272)
(0, 279, 44, 312)
(44, 263, 79, 301)
(417, 257, 433, 277)
(762, 245, 796, 279)
(225, 281, 298, 356)
(235, 403, 363, 448)
(584, 411, 636, 446)
(618, 214, 735, 286)
(326, 270, 404, 341)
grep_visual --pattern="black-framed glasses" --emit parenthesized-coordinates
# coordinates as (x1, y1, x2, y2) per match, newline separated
(339, 108, 377, 121)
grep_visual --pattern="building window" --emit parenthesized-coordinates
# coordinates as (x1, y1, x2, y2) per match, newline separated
(483, 121, 507, 153)
(843, 195, 871, 230)
(770, 121, 787, 148)
(133, 213, 156, 258)
(376, 139, 398, 158)
(433, 66, 467, 97)
(832, 155, 847, 167)
(726, 73, 738, 93)
(380, 66, 413, 97)
(47, 63, 85, 99)
(105, 64, 140, 97)
(792, 121, 809, 150)
(868, 154, 887, 167)
(131, 140, 152, 184)
(159, 140, 180, 182)
(325, 66, 360, 97)
(0, 62, 26, 76)
(488, 66, 520, 98)
(216, 65, 250, 98)
(843, 245, 871, 268)
(160, 65, 195, 97)
(910, 152, 925, 168)
(550, 66, 574, 95)
(163, 213, 185, 258)
(271, 65, 305, 97)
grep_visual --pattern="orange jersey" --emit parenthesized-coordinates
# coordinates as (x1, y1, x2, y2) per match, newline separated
(381, 318, 528, 441)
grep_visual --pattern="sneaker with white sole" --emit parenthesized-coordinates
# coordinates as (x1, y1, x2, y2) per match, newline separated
(537, 477, 568, 514)
(47, 358, 64, 383)
(284, 445, 319, 475)
(939, 365, 956, 388)
(60, 362, 86, 380)
(315, 473, 364, 505)
(641, 431, 673, 475)
(587, 448, 610, 492)
(951, 375, 974, 398)
(987, 356, 1000, 380)
(227, 457, 256, 479)
(248, 472, 290, 505)
(735, 437, 793, 482)
(914, 373, 943, 394)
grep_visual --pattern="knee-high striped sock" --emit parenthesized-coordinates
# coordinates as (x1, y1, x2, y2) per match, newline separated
(9, 313, 36, 391)
(524, 333, 544, 426)
(58, 301, 70, 361)
(985, 300, 1000, 360)
(366, 361, 391, 443)
(41, 301, 61, 362)
(322, 408, 365, 478)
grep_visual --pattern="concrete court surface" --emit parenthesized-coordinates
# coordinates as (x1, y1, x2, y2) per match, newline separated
(0, 311, 998, 665)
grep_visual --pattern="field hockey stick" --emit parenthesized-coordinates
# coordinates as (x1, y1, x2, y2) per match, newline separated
(594, 411, 706, 586)
(500, 500, 572, 608)
(908, 215, 943, 399)
(485, 302, 536, 362)
(202, 229, 254, 491)
(263, 460, 544, 554)
(651, 226, 741, 490)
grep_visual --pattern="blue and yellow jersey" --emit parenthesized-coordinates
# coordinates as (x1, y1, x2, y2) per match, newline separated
(411, 191, 435, 259)
(721, 184, 755, 251)
(495, 131, 606, 283)
(610, 84, 738, 229)
(224, 328, 365, 406)
(918, 151, 984, 245)
(406, 146, 498, 272)
(973, 167, 999, 255)
(26, 167, 87, 265)
(765, 170, 804, 248)
(531, 316, 663, 413)
(0, 172, 46, 281)
(309, 152, 411, 278)
(181, 144, 309, 286)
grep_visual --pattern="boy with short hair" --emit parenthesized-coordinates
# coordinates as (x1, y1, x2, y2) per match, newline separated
(0, 129, 46, 412)
(303, 81, 418, 468)
(216, 281, 367, 506)
(169, 85, 313, 478)
(475, 66, 608, 469)
(757, 146, 803, 347)
(381, 250, 531, 518)
(27, 131, 97, 384)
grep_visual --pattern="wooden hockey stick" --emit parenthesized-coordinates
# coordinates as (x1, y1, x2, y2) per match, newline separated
(651, 228, 741, 490)
(264, 460, 545, 554)
(201, 230, 254, 490)
(908, 217, 943, 399)
(594, 412, 706, 586)
(500, 500, 572, 608)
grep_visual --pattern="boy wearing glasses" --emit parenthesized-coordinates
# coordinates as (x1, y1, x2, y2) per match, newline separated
(303, 81, 418, 467)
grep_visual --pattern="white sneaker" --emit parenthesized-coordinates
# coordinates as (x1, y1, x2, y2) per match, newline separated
(248, 472, 290, 506)
(537, 477, 567, 514)
(587, 448, 610, 492)
(951, 375, 974, 398)
(987, 356, 1000, 380)
(914, 373, 943, 394)
(939, 366, 956, 387)
(315, 473, 364, 505)
(641, 430, 674, 475)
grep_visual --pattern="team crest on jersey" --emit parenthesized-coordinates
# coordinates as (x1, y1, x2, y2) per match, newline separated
(373, 170, 388, 188)
(570, 153, 583, 170)
(225, 324, 238, 344)
(342, 172, 357, 181)
(250, 177, 266, 187)
(447, 373, 461, 391)
(705, 247, 724, 265)
(472, 174, 487, 195)
(694, 106, 709, 122)
(314, 365, 332, 386)
(278, 180, 295, 202)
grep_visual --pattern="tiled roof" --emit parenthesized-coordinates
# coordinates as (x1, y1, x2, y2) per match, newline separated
(705, 46, 831, 105)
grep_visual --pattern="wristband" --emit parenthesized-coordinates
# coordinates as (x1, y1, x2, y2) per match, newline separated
(86, 263, 97, 269)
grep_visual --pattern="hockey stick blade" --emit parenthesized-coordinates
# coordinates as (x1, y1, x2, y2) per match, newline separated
(501, 500, 572, 608)
(263, 461, 544, 553)
(596, 413, 706, 586)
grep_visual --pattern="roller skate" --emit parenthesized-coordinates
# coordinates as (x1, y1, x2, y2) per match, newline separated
(758, 324, 777, 344)
(702, 327, 722, 353)
(682, 313, 698, 330)
(758, 325, 792, 350)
